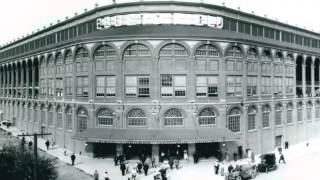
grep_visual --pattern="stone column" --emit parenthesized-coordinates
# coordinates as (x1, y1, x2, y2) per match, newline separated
(20, 62, 24, 98)
(26, 63, 30, 99)
(32, 61, 36, 99)
(293, 53, 298, 97)
(270, 103, 276, 148)
(302, 55, 307, 97)
(6, 65, 9, 97)
(15, 63, 19, 98)
(188, 143, 196, 162)
(311, 56, 315, 97)
(11, 64, 14, 97)
(152, 144, 159, 165)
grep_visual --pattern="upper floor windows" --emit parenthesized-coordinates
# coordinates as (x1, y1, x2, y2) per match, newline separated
(96, 76, 116, 97)
(226, 46, 243, 58)
(196, 76, 218, 97)
(164, 108, 183, 127)
(195, 44, 219, 71)
(127, 108, 146, 127)
(125, 76, 150, 97)
(123, 43, 151, 57)
(226, 75, 242, 96)
(97, 108, 114, 126)
(64, 50, 73, 73)
(198, 107, 216, 126)
(47, 54, 54, 75)
(261, 50, 272, 61)
(94, 45, 116, 71)
(75, 48, 89, 72)
(161, 74, 186, 97)
(55, 52, 63, 75)
(159, 43, 187, 57)
(228, 108, 241, 133)
(77, 108, 88, 132)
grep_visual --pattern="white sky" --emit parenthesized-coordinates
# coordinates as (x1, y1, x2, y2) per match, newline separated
(0, 0, 319, 45)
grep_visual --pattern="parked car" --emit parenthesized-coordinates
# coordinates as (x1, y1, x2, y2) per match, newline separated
(257, 153, 277, 173)
(227, 164, 258, 180)
(0, 120, 12, 127)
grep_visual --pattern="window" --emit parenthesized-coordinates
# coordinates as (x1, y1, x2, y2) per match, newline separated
(274, 64, 283, 74)
(248, 107, 256, 130)
(196, 76, 218, 97)
(286, 77, 294, 94)
(274, 77, 283, 95)
(316, 102, 320, 120)
(127, 108, 146, 127)
(198, 108, 216, 125)
(226, 76, 242, 96)
(66, 107, 73, 131)
(195, 44, 219, 71)
(275, 105, 282, 126)
(56, 78, 63, 97)
(247, 48, 258, 59)
(55, 53, 63, 75)
(238, 21, 250, 34)
(287, 104, 293, 124)
(159, 43, 187, 57)
(247, 62, 258, 72)
(125, 76, 150, 97)
(228, 108, 241, 132)
(226, 60, 243, 71)
(261, 63, 271, 74)
(75, 48, 89, 72)
(48, 78, 54, 96)
(261, 76, 271, 95)
(65, 77, 73, 96)
(40, 79, 47, 96)
(77, 108, 88, 132)
(161, 75, 186, 97)
(48, 105, 54, 126)
(164, 108, 183, 127)
(252, 24, 263, 37)
(93, 45, 116, 71)
(76, 77, 89, 97)
(65, 50, 73, 73)
(47, 55, 54, 75)
(247, 76, 257, 96)
(262, 105, 270, 128)
(124, 44, 151, 57)
(261, 50, 272, 61)
(57, 106, 63, 129)
(297, 103, 303, 122)
(41, 105, 46, 126)
(307, 102, 312, 121)
(96, 76, 116, 97)
(97, 109, 113, 126)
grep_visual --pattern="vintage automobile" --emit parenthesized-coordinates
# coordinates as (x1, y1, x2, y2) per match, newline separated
(257, 153, 277, 173)
(227, 164, 258, 180)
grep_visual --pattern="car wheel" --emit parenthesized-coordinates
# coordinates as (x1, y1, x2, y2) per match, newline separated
(236, 176, 242, 180)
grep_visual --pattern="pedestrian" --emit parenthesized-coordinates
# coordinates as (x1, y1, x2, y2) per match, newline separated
(45, 140, 50, 150)
(137, 161, 143, 173)
(131, 168, 137, 180)
(227, 164, 234, 173)
(120, 163, 126, 176)
(70, 153, 76, 165)
(143, 163, 149, 176)
(64, 148, 67, 156)
(114, 154, 118, 166)
(233, 152, 237, 161)
(103, 171, 110, 180)
(151, 156, 156, 168)
(214, 160, 220, 175)
(28, 141, 33, 150)
(279, 152, 286, 164)
(169, 156, 174, 169)
(285, 141, 289, 149)
(160, 152, 165, 162)
(174, 158, 179, 169)
(93, 170, 99, 180)
(183, 150, 189, 161)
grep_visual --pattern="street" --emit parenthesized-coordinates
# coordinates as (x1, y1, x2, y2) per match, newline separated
(0, 129, 92, 180)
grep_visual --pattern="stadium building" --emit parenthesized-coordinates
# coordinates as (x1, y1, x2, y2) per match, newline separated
(1, 1, 320, 161)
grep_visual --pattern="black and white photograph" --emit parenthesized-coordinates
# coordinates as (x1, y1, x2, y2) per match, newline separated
(0, 0, 320, 179)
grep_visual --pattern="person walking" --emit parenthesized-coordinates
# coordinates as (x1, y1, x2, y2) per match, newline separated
(131, 168, 137, 180)
(279, 152, 286, 164)
(103, 171, 110, 180)
(45, 140, 50, 150)
(183, 150, 189, 161)
(169, 156, 174, 169)
(151, 156, 156, 168)
(137, 161, 143, 174)
(70, 153, 76, 165)
(28, 141, 33, 150)
(214, 160, 220, 175)
(143, 163, 149, 176)
(120, 163, 126, 176)
(93, 170, 99, 180)
(174, 158, 179, 169)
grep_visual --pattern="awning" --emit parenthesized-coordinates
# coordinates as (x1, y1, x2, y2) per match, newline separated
(75, 127, 239, 144)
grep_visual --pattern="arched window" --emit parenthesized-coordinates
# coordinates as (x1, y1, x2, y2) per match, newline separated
(198, 107, 216, 126)
(48, 105, 54, 126)
(57, 106, 63, 129)
(55, 52, 63, 75)
(226, 46, 243, 72)
(316, 101, 320, 120)
(307, 101, 312, 121)
(287, 103, 293, 124)
(262, 105, 270, 128)
(66, 106, 73, 131)
(262, 50, 272, 61)
(97, 108, 114, 126)
(159, 43, 187, 71)
(247, 48, 258, 59)
(24, 103, 27, 121)
(286, 54, 294, 64)
(34, 103, 38, 123)
(297, 102, 303, 122)
(247, 48, 258, 73)
(64, 50, 73, 73)
(124, 43, 151, 57)
(47, 54, 54, 75)
(195, 44, 219, 71)
(75, 47, 89, 72)
(40, 105, 46, 126)
(248, 107, 256, 130)
(228, 108, 241, 132)
(164, 108, 183, 127)
(275, 104, 282, 126)
(127, 108, 146, 127)
(274, 52, 283, 63)
(77, 108, 88, 132)
(93, 45, 116, 71)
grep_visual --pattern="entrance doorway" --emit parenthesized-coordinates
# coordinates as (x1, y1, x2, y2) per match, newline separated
(196, 142, 221, 159)
(93, 143, 116, 158)
(123, 144, 152, 159)
(159, 144, 188, 159)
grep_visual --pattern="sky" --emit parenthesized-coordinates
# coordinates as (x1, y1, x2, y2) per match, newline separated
(0, 0, 319, 45)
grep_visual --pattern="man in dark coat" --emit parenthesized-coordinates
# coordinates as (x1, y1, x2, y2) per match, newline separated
(143, 164, 149, 176)
(45, 140, 50, 150)
(279, 152, 286, 164)
(137, 162, 143, 173)
(169, 157, 174, 169)
(70, 153, 76, 165)
(120, 163, 126, 176)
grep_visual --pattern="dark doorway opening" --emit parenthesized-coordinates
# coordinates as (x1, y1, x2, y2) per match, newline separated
(238, 146, 243, 159)
(123, 144, 152, 160)
(93, 143, 116, 158)
(196, 142, 221, 160)
(159, 144, 188, 159)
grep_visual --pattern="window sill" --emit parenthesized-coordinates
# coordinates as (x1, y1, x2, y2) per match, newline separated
(262, 127, 271, 130)
(286, 123, 294, 126)
(248, 129, 257, 133)
(276, 125, 283, 128)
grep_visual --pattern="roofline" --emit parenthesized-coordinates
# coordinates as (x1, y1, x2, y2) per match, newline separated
(1, 1, 319, 50)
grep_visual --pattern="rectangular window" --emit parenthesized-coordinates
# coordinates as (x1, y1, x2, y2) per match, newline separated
(161, 75, 186, 97)
(297, 108, 303, 122)
(247, 76, 257, 96)
(76, 76, 89, 97)
(261, 76, 271, 95)
(40, 79, 47, 96)
(286, 77, 294, 94)
(96, 76, 116, 97)
(307, 108, 312, 121)
(48, 78, 54, 96)
(275, 111, 282, 126)
(274, 77, 283, 95)
(287, 110, 293, 124)
(57, 113, 63, 129)
(125, 76, 150, 97)
(226, 76, 242, 96)
(247, 62, 258, 72)
(262, 111, 270, 128)
(196, 76, 218, 97)
(65, 77, 73, 96)
(56, 78, 63, 97)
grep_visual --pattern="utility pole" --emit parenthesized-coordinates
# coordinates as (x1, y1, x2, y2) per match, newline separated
(18, 132, 52, 180)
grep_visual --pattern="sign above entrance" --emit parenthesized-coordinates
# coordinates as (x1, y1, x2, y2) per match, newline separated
(97, 13, 223, 30)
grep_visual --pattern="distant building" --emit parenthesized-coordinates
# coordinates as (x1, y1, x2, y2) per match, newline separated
(1, 1, 320, 161)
